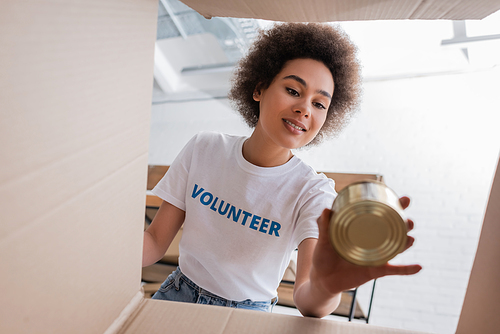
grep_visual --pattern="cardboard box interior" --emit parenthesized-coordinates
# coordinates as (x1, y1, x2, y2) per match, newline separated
(0, 1, 159, 333)
(1, 0, 500, 333)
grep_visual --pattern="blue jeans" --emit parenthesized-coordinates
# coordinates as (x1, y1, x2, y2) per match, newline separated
(151, 267, 277, 313)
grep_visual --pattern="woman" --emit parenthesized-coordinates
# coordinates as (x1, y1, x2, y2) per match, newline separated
(142, 22, 421, 317)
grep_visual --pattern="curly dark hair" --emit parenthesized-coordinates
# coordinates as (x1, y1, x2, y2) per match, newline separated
(228, 22, 362, 147)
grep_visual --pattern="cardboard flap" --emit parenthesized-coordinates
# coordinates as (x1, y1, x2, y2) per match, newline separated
(456, 154, 500, 333)
(119, 299, 427, 333)
(0, 1, 157, 333)
(180, 0, 500, 22)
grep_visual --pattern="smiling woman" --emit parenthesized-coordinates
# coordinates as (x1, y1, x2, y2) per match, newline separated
(246, 58, 334, 165)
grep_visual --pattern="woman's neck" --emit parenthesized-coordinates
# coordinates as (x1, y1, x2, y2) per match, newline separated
(242, 133, 293, 168)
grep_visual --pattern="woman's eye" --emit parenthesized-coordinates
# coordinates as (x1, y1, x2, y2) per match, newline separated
(313, 102, 326, 110)
(286, 88, 299, 96)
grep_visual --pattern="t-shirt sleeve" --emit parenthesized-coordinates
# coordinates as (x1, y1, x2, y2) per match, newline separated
(151, 134, 198, 211)
(292, 176, 337, 248)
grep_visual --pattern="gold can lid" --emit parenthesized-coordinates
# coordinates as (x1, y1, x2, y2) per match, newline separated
(330, 200, 407, 266)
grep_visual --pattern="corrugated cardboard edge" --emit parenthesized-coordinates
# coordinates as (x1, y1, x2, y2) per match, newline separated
(104, 290, 146, 334)
(179, 0, 500, 22)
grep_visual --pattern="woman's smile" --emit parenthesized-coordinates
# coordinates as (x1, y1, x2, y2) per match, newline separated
(283, 118, 306, 132)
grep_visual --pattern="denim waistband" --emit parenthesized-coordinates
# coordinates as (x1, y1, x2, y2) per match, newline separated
(152, 266, 278, 312)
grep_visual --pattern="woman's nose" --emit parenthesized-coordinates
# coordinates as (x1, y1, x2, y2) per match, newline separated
(293, 101, 310, 118)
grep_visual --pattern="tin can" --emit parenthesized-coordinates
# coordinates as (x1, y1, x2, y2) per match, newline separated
(329, 180, 408, 266)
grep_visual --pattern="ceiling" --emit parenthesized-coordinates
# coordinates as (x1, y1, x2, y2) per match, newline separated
(152, 0, 500, 103)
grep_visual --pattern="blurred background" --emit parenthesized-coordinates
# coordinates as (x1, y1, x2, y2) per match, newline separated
(148, 1, 500, 332)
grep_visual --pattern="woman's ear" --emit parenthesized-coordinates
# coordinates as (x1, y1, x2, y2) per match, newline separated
(252, 90, 261, 101)
(253, 83, 262, 101)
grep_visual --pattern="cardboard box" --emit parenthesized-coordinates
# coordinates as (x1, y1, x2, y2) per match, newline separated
(1, 0, 500, 333)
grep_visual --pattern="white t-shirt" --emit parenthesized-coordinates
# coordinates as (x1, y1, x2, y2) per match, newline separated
(152, 131, 336, 301)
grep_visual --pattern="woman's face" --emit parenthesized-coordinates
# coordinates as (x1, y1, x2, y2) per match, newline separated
(253, 58, 334, 150)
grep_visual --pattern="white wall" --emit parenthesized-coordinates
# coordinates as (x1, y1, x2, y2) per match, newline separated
(148, 66, 500, 333)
